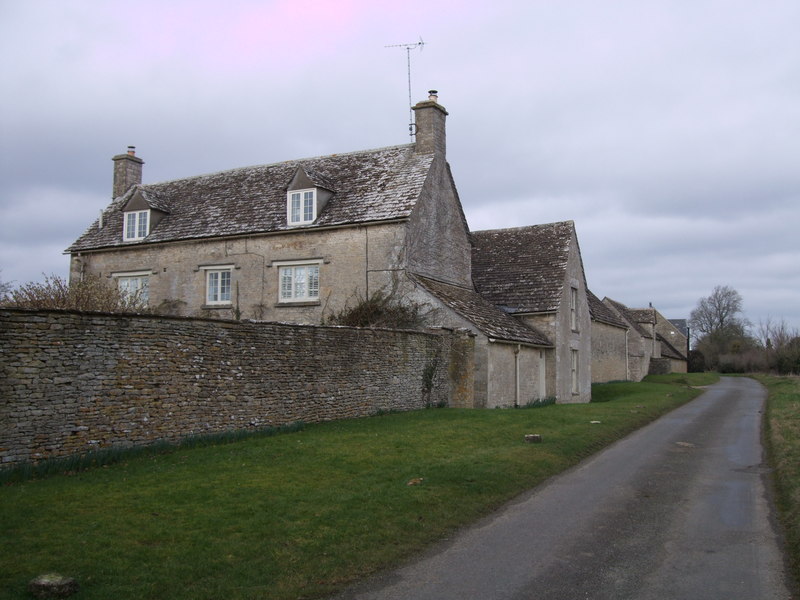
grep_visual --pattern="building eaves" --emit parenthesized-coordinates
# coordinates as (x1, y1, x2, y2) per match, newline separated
(412, 275, 553, 347)
(587, 289, 628, 329)
(604, 297, 653, 339)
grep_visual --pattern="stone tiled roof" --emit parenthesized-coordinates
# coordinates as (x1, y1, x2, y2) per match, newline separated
(413, 276, 552, 347)
(604, 298, 653, 339)
(471, 221, 577, 314)
(629, 308, 656, 325)
(658, 334, 687, 361)
(587, 289, 628, 328)
(68, 144, 432, 253)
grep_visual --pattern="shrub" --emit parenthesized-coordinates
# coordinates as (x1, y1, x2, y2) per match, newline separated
(327, 288, 428, 329)
(1, 274, 148, 313)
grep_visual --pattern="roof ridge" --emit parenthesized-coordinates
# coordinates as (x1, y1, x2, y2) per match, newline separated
(144, 143, 416, 188)
(471, 220, 575, 235)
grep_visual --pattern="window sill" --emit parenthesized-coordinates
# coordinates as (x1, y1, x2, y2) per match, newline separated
(276, 301, 321, 308)
(202, 304, 232, 310)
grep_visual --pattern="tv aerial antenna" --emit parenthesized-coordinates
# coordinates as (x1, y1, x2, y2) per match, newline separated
(385, 37, 425, 138)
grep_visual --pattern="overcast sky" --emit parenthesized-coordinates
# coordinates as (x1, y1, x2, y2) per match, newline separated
(1, 0, 798, 332)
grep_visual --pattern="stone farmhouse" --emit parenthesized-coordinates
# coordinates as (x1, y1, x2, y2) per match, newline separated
(67, 92, 683, 406)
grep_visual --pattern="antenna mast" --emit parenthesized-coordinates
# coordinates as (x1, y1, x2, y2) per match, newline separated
(385, 37, 425, 138)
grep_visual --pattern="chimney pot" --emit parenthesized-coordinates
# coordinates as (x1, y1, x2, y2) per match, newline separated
(412, 90, 448, 156)
(112, 147, 144, 198)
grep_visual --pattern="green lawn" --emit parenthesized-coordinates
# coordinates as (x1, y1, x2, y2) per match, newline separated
(759, 374, 800, 587)
(1, 373, 715, 599)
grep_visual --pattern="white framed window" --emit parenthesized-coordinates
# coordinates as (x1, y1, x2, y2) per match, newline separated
(274, 260, 321, 302)
(287, 189, 316, 225)
(123, 210, 150, 241)
(570, 287, 578, 331)
(201, 266, 233, 305)
(571, 349, 579, 394)
(113, 271, 150, 305)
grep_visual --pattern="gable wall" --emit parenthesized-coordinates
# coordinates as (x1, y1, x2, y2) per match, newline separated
(70, 222, 408, 324)
(522, 235, 591, 403)
(406, 160, 472, 287)
(654, 312, 688, 360)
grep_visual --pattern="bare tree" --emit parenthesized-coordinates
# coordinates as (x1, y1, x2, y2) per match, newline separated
(689, 285, 748, 338)
(689, 285, 754, 370)
(757, 317, 800, 374)
(0, 271, 12, 300)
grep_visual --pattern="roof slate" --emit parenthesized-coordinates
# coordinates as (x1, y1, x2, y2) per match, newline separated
(603, 298, 653, 339)
(587, 289, 628, 328)
(68, 144, 432, 253)
(471, 222, 576, 314)
(413, 276, 552, 347)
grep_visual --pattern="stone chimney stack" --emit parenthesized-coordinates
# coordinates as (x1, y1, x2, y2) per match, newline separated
(412, 90, 448, 157)
(112, 146, 144, 198)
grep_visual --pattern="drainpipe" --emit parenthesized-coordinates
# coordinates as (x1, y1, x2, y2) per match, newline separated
(514, 344, 521, 408)
(625, 329, 630, 381)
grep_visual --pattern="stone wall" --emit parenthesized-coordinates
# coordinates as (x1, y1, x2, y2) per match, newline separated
(591, 321, 628, 382)
(0, 309, 472, 467)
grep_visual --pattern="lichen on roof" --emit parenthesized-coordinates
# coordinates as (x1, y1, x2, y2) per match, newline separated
(413, 275, 552, 347)
(68, 144, 432, 253)
(471, 221, 578, 314)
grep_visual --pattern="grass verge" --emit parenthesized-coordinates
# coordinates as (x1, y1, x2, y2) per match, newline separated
(0, 373, 714, 599)
(758, 374, 800, 585)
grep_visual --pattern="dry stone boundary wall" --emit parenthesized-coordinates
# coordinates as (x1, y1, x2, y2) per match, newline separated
(0, 309, 472, 467)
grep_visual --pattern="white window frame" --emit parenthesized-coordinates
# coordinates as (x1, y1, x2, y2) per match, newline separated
(274, 259, 322, 303)
(113, 270, 150, 305)
(200, 265, 234, 305)
(287, 189, 317, 225)
(570, 287, 578, 331)
(123, 210, 150, 241)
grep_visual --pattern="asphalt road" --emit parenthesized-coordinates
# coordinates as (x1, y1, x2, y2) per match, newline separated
(332, 377, 794, 600)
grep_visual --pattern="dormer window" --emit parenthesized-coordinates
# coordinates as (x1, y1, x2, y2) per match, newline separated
(123, 210, 150, 241)
(288, 189, 316, 225)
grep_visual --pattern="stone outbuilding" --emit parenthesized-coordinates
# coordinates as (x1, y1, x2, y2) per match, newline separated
(470, 222, 592, 403)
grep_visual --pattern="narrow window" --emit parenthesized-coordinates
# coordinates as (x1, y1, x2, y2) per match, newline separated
(123, 210, 149, 241)
(570, 287, 578, 331)
(287, 189, 316, 225)
(303, 190, 314, 221)
(206, 269, 232, 304)
(571, 349, 579, 394)
(279, 264, 320, 302)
